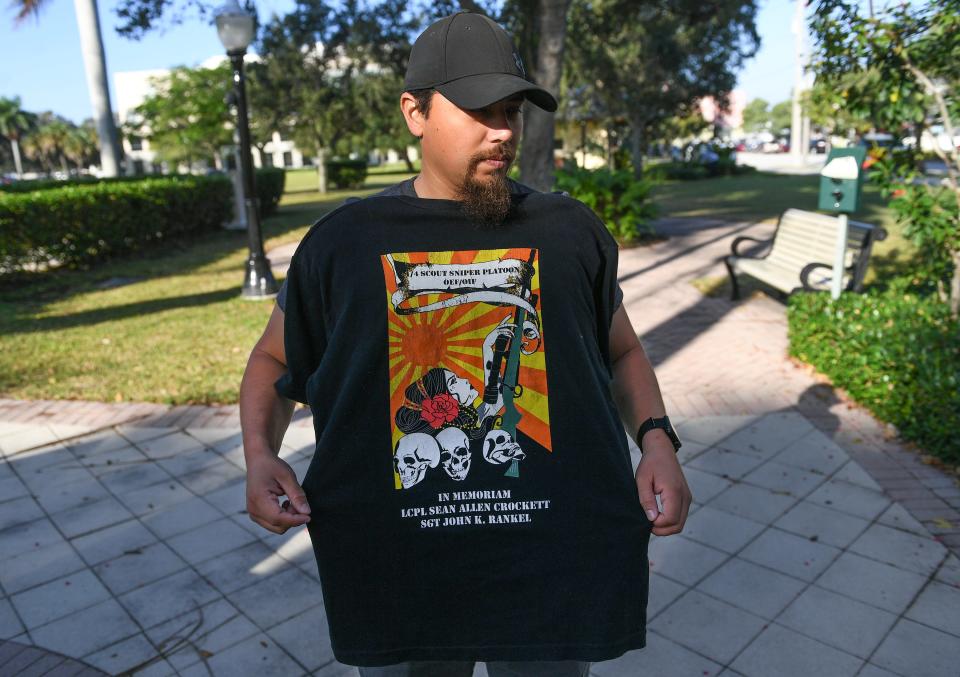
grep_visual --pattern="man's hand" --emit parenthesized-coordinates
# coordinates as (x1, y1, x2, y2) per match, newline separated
(245, 451, 311, 534)
(635, 430, 692, 536)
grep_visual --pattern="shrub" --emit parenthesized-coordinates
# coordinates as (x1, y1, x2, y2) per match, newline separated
(554, 166, 658, 243)
(327, 159, 368, 190)
(0, 175, 155, 193)
(787, 280, 960, 464)
(7, 169, 286, 219)
(1, 176, 95, 193)
(255, 167, 285, 217)
(0, 175, 233, 272)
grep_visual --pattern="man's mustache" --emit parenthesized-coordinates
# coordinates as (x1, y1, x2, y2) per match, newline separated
(472, 149, 516, 164)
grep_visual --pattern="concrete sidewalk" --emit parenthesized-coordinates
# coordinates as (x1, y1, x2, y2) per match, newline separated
(1, 217, 958, 676)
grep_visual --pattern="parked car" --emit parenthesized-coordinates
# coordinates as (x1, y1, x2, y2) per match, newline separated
(762, 138, 789, 153)
(858, 132, 903, 151)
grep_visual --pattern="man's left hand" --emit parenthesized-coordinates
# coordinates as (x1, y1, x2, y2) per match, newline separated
(635, 431, 693, 536)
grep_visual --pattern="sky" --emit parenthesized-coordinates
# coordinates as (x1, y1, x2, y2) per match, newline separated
(1, 0, 800, 125)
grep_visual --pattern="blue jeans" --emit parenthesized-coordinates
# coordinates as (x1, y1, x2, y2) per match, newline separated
(357, 661, 590, 677)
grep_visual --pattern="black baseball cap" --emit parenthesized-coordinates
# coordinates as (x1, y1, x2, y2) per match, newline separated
(404, 12, 558, 113)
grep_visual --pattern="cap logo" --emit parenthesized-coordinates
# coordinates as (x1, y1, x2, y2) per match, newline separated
(513, 52, 525, 77)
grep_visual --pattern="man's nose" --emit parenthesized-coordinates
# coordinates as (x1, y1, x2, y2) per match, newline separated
(488, 125, 514, 147)
(486, 111, 515, 142)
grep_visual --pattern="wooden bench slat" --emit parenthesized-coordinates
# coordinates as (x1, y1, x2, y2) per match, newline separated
(768, 241, 854, 267)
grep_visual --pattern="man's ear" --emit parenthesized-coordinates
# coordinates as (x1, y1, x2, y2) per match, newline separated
(400, 92, 425, 139)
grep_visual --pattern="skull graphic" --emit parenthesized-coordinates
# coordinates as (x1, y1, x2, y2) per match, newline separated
(482, 429, 526, 465)
(394, 433, 441, 489)
(437, 427, 471, 481)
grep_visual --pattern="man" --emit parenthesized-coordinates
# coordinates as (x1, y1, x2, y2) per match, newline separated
(240, 11, 691, 677)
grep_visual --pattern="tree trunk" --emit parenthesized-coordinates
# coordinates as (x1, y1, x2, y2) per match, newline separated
(403, 146, 415, 173)
(10, 138, 23, 178)
(629, 116, 645, 179)
(316, 147, 328, 194)
(911, 120, 924, 172)
(518, 0, 571, 192)
(951, 250, 960, 320)
(73, 0, 122, 177)
(606, 128, 615, 171)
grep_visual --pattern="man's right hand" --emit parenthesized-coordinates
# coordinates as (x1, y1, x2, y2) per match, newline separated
(245, 452, 312, 534)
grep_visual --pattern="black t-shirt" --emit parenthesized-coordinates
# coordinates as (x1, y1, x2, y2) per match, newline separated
(276, 181, 650, 666)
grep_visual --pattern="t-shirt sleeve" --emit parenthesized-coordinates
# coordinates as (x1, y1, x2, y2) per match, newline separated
(598, 235, 621, 330)
(276, 278, 287, 311)
(592, 223, 623, 376)
(273, 250, 327, 405)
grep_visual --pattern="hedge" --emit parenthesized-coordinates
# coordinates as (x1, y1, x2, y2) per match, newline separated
(0, 175, 143, 193)
(787, 281, 960, 464)
(4, 168, 286, 219)
(0, 175, 233, 272)
(255, 167, 285, 217)
(327, 159, 368, 190)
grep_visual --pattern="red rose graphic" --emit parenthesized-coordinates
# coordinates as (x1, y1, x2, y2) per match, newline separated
(420, 393, 459, 429)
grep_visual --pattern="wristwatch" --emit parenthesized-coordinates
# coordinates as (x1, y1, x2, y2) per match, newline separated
(636, 416, 682, 453)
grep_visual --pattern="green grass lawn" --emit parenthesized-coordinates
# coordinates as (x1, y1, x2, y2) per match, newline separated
(0, 173, 414, 405)
(0, 168, 912, 405)
(284, 162, 419, 194)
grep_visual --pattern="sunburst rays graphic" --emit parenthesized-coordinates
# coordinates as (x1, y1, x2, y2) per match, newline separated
(382, 248, 551, 489)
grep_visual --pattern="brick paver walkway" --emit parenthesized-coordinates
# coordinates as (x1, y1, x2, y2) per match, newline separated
(0, 639, 107, 675)
(1, 216, 958, 676)
(616, 218, 960, 553)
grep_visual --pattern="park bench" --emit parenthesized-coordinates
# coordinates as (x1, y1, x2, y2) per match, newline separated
(723, 208, 887, 300)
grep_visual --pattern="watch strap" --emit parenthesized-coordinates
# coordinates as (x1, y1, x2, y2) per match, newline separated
(636, 415, 682, 453)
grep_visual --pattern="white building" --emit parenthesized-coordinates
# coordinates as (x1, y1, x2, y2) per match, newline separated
(114, 68, 170, 174)
(114, 55, 313, 175)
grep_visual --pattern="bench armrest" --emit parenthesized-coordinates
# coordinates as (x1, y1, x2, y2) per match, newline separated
(799, 261, 856, 291)
(730, 235, 773, 259)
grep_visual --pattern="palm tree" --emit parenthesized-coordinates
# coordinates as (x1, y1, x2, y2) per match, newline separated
(23, 113, 74, 175)
(0, 96, 36, 178)
(12, 0, 122, 176)
(63, 121, 99, 171)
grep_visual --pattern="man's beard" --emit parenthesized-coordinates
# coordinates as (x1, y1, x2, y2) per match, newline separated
(454, 149, 515, 228)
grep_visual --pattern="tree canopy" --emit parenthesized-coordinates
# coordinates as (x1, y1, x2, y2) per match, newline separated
(249, 0, 418, 189)
(109, 0, 761, 186)
(127, 62, 234, 167)
(810, 0, 960, 315)
(563, 0, 760, 176)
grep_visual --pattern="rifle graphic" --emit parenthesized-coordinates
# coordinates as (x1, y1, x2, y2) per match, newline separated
(483, 249, 538, 478)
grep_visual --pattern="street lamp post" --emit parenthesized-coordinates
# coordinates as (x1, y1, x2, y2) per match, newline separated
(215, 0, 278, 299)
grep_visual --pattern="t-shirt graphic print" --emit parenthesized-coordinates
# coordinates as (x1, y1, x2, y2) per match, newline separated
(381, 247, 551, 498)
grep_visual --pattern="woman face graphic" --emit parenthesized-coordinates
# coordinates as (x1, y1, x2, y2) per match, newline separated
(444, 369, 478, 406)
